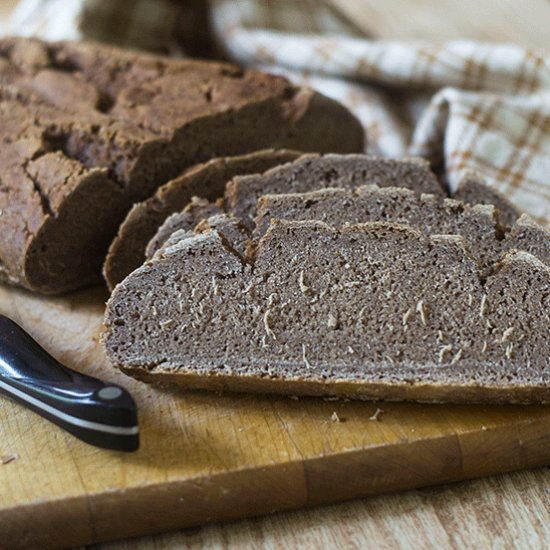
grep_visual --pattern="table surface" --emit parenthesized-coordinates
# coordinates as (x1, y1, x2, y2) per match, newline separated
(1, 1, 549, 548)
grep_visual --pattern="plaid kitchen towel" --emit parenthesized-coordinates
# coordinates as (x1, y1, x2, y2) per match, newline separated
(210, 0, 550, 224)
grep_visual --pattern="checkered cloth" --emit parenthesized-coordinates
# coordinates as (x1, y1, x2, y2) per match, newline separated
(210, 0, 550, 224)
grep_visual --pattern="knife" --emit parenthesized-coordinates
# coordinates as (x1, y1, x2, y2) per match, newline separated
(0, 314, 139, 452)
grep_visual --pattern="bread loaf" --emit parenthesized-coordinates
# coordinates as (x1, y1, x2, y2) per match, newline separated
(0, 38, 363, 294)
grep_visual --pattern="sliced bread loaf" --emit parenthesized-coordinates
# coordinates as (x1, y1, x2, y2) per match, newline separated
(146, 154, 443, 256)
(103, 220, 550, 404)
(103, 149, 301, 290)
(0, 38, 363, 294)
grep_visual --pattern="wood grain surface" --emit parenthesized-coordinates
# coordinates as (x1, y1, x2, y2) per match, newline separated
(1, 281, 549, 548)
(93, 467, 550, 549)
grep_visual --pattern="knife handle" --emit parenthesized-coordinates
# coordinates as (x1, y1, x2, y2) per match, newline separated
(0, 314, 139, 452)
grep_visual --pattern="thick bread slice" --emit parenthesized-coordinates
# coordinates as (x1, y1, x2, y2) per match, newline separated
(104, 149, 301, 289)
(0, 38, 363, 294)
(146, 154, 443, 256)
(226, 154, 444, 229)
(103, 221, 550, 404)
(453, 173, 520, 227)
(254, 186, 550, 273)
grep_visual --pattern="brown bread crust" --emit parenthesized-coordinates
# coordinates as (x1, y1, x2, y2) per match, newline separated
(118, 368, 550, 405)
(0, 37, 364, 294)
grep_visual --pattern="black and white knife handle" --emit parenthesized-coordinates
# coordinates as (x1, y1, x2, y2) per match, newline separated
(0, 314, 139, 452)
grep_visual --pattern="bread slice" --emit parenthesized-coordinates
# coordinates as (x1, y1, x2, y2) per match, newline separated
(191, 214, 251, 258)
(507, 214, 550, 265)
(453, 173, 520, 227)
(0, 38, 363, 294)
(155, 212, 251, 256)
(226, 154, 444, 229)
(146, 154, 443, 256)
(103, 220, 550, 404)
(103, 149, 301, 290)
(154, 214, 251, 266)
(253, 186, 550, 273)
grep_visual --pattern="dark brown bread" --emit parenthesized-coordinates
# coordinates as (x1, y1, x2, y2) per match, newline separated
(253, 186, 549, 274)
(146, 154, 444, 256)
(453, 173, 520, 227)
(0, 38, 363, 294)
(188, 214, 250, 259)
(103, 220, 550, 404)
(155, 185, 549, 278)
(507, 214, 550, 265)
(156, 213, 251, 259)
(103, 149, 301, 290)
(226, 154, 444, 229)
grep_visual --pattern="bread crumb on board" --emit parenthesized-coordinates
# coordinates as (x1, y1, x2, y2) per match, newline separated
(1, 453, 19, 465)
(331, 411, 346, 423)
(369, 408, 384, 421)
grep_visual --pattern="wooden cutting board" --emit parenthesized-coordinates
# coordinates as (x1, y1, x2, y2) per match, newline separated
(1, 284, 549, 549)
